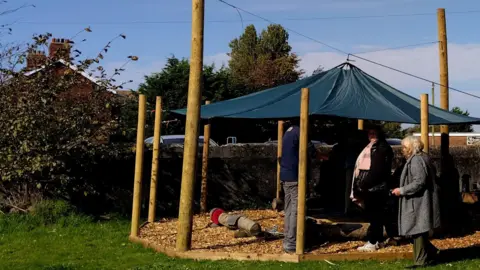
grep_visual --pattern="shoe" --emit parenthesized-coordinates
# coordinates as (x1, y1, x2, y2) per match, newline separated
(357, 242, 379, 252)
(384, 237, 399, 246)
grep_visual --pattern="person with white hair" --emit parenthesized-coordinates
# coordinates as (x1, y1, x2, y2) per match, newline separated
(391, 136, 441, 268)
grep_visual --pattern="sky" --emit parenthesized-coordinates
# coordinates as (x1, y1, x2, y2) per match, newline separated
(3, 0, 480, 129)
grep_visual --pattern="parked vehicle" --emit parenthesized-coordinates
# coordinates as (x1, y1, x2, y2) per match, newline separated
(144, 135, 219, 146)
(226, 136, 237, 144)
(386, 138, 402, 145)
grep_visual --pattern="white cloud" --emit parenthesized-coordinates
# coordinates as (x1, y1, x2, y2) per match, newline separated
(201, 43, 480, 119)
(299, 43, 480, 120)
(299, 43, 480, 90)
(112, 43, 480, 118)
(204, 53, 229, 68)
(112, 42, 480, 130)
(202, 43, 480, 92)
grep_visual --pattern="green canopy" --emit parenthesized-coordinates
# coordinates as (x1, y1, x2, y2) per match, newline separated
(172, 63, 480, 125)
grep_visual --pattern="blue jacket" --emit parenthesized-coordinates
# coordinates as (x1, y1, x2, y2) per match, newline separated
(280, 125, 316, 182)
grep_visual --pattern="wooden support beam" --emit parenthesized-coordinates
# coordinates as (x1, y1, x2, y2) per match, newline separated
(296, 88, 309, 255)
(276, 120, 284, 200)
(421, 94, 429, 153)
(131, 94, 146, 237)
(200, 100, 211, 213)
(176, 0, 205, 252)
(437, 8, 449, 135)
(431, 83, 435, 146)
(437, 8, 450, 172)
(358, 119, 364, 130)
(148, 96, 162, 223)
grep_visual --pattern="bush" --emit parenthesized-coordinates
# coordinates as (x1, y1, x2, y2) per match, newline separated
(30, 200, 74, 224)
(0, 33, 137, 214)
(31, 200, 92, 226)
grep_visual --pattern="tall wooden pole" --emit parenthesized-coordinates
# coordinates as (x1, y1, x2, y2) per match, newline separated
(437, 8, 450, 157)
(296, 88, 309, 255)
(276, 120, 284, 200)
(130, 94, 146, 237)
(431, 83, 435, 146)
(176, 0, 205, 252)
(148, 96, 162, 223)
(358, 119, 364, 130)
(200, 100, 211, 213)
(421, 94, 430, 153)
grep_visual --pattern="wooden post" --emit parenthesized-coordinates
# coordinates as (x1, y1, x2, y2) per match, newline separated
(437, 8, 450, 156)
(200, 100, 211, 213)
(358, 119, 364, 130)
(431, 83, 435, 146)
(176, 0, 204, 252)
(421, 94, 429, 153)
(296, 88, 309, 255)
(276, 120, 284, 200)
(148, 96, 162, 223)
(130, 94, 146, 237)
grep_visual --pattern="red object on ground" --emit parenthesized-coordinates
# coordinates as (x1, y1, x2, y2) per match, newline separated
(210, 208, 224, 225)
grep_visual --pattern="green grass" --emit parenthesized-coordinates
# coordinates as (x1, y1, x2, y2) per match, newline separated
(0, 204, 479, 269)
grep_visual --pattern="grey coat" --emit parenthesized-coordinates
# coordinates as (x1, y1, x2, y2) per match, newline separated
(398, 153, 441, 236)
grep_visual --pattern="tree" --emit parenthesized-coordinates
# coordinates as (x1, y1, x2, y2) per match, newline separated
(450, 107, 474, 132)
(312, 65, 325, 76)
(382, 122, 404, 138)
(228, 24, 303, 93)
(138, 56, 232, 136)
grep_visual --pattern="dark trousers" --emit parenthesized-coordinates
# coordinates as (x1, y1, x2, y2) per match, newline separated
(364, 194, 398, 243)
(413, 233, 439, 265)
(283, 182, 298, 251)
(384, 196, 399, 238)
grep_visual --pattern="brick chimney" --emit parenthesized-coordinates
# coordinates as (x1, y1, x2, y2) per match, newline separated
(49, 38, 71, 61)
(26, 50, 47, 70)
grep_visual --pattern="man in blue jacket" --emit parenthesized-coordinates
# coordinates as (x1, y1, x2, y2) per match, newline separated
(280, 118, 328, 253)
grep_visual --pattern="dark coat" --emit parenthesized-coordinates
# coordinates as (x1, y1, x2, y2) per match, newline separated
(398, 153, 441, 236)
(358, 139, 393, 194)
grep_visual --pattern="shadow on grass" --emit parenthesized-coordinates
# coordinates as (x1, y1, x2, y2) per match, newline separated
(439, 245, 480, 263)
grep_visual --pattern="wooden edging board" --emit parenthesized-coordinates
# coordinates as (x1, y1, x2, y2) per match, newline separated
(129, 236, 413, 263)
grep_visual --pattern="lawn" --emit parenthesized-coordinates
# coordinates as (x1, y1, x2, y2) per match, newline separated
(0, 212, 479, 270)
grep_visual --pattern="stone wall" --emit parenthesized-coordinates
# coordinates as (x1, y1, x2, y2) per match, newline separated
(145, 144, 480, 216)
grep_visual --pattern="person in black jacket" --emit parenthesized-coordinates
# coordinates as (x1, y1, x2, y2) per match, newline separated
(353, 126, 394, 252)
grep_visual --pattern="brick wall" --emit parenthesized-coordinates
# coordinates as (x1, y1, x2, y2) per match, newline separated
(429, 136, 467, 146)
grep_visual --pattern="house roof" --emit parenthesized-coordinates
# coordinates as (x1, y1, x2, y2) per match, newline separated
(172, 62, 480, 125)
(116, 90, 135, 97)
(24, 59, 118, 94)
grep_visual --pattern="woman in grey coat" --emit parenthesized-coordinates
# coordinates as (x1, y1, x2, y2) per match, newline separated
(392, 136, 441, 268)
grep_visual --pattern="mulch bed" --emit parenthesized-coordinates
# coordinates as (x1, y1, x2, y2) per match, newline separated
(139, 209, 480, 255)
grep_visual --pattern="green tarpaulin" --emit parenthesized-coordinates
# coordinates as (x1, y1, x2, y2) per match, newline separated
(172, 63, 480, 125)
